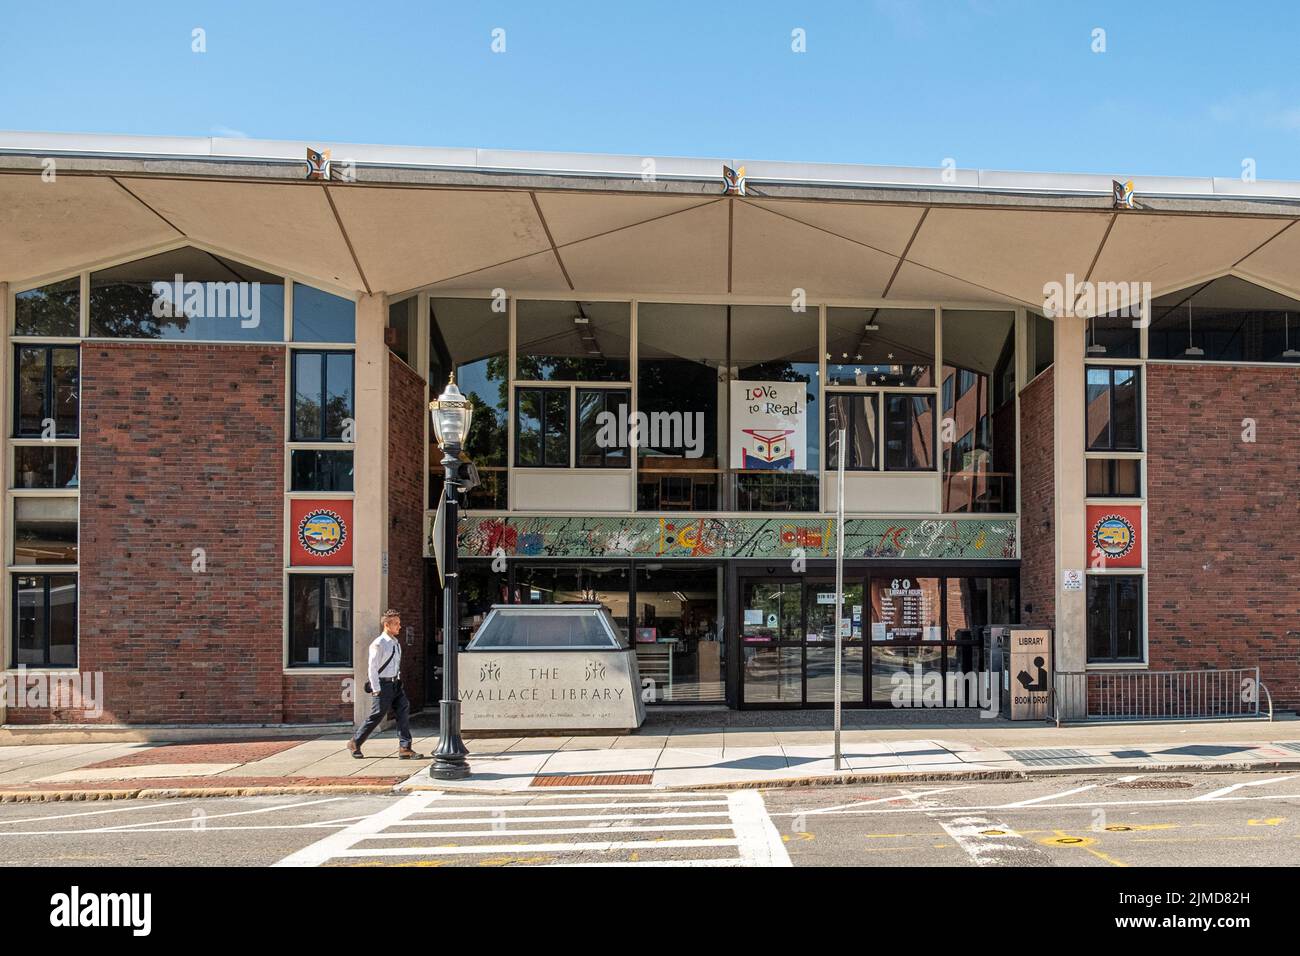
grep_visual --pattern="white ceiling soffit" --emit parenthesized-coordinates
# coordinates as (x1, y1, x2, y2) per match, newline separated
(327, 185, 551, 293)
(906, 207, 1113, 305)
(1231, 222, 1300, 296)
(743, 199, 924, 255)
(556, 200, 729, 293)
(533, 193, 722, 246)
(0, 173, 178, 284)
(425, 248, 570, 293)
(730, 200, 899, 297)
(118, 177, 365, 289)
(1088, 214, 1292, 296)
(885, 260, 1014, 304)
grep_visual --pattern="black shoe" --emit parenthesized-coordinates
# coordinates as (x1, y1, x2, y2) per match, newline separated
(348, 739, 364, 759)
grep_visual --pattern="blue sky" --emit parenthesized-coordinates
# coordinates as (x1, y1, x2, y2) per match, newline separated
(3, 0, 1300, 179)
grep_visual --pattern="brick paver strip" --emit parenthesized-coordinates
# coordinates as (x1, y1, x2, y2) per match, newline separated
(0, 774, 404, 792)
(87, 739, 311, 769)
(531, 773, 653, 787)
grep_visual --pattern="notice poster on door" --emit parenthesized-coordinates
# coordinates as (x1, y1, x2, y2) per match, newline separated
(730, 380, 807, 470)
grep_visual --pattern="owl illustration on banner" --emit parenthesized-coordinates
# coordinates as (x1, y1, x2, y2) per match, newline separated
(740, 428, 796, 470)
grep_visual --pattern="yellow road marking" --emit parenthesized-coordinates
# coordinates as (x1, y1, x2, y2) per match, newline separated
(1248, 817, 1286, 826)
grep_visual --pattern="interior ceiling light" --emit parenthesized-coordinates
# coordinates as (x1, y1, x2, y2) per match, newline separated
(1284, 312, 1300, 359)
(1184, 299, 1204, 356)
(1086, 315, 1107, 354)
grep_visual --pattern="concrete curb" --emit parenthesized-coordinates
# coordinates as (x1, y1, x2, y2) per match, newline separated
(0, 784, 396, 803)
(4, 758, 1298, 802)
(404, 758, 1300, 795)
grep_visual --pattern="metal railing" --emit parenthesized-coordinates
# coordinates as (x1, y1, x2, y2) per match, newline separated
(1052, 667, 1272, 724)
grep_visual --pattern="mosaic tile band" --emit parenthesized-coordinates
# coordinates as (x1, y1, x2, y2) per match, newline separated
(437, 515, 1018, 561)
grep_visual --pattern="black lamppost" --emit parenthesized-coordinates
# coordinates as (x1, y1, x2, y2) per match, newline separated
(429, 375, 472, 780)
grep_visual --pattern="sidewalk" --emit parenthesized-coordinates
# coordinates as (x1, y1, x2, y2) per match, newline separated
(1, 715, 1298, 799)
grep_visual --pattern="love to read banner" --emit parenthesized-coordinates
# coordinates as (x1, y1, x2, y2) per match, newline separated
(729, 380, 807, 470)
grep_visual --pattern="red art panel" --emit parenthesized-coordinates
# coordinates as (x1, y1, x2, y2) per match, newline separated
(1086, 504, 1143, 569)
(290, 499, 353, 567)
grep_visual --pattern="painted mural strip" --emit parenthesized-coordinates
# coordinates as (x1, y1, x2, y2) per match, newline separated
(432, 515, 1017, 561)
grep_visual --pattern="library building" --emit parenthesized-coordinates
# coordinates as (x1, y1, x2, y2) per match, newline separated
(0, 131, 1296, 725)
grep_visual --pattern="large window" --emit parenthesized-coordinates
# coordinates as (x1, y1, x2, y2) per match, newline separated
(826, 308, 934, 387)
(13, 497, 77, 565)
(516, 300, 630, 382)
(632, 564, 724, 703)
(731, 305, 819, 511)
(14, 345, 78, 438)
(12, 573, 77, 667)
(430, 298, 508, 509)
(292, 283, 355, 343)
(941, 310, 1016, 512)
(1087, 575, 1143, 663)
(12, 446, 78, 490)
(883, 393, 935, 471)
(15, 278, 79, 337)
(1085, 366, 1141, 451)
(825, 394, 878, 470)
(292, 351, 354, 442)
(288, 574, 353, 666)
(1086, 458, 1141, 497)
(577, 389, 630, 468)
(1149, 276, 1300, 363)
(637, 303, 725, 511)
(89, 248, 285, 342)
(515, 387, 570, 467)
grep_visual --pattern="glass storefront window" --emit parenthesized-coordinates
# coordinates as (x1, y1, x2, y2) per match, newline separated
(291, 351, 354, 442)
(731, 305, 819, 510)
(15, 345, 79, 438)
(1149, 276, 1300, 363)
(89, 248, 285, 342)
(637, 303, 726, 511)
(515, 563, 632, 637)
(870, 576, 941, 641)
(13, 497, 77, 565)
(293, 284, 355, 343)
(387, 296, 417, 366)
(288, 574, 353, 666)
(12, 446, 78, 490)
(632, 563, 724, 703)
(826, 308, 934, 387)
(941, 310, 1016, 512)
(430, 298, 508, 509)
(15, 278, 80, 337)
(516, 300, 630, 382)
(883, 393, 935, 471)
(825, 394, 878, 470)
(12, 573, 76, 667)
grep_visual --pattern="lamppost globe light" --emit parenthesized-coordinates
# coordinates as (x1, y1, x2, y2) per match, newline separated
(429, 376, 473, 448)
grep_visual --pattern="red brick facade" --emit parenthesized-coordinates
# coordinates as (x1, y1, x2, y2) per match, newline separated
(387, 354, 427, 709)
(1146, 363, 1300, 709)
(11, 344, 288, 724)
(1018, 368, 1055, 628)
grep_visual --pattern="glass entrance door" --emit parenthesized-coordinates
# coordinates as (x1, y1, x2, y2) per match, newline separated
(804, 579, 864, 703)
(739, 577, 865, 706)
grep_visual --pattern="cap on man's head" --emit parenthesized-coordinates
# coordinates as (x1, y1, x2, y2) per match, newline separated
(381, 609, 401, 623)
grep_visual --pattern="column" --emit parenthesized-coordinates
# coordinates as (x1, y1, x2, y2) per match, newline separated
(1053, 311, 1088, 710)
(351, 293, 389, 725)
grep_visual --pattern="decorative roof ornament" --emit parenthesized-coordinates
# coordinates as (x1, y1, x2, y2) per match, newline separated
(722, 164, 747, 196)
(1112, 179, 1136, 209)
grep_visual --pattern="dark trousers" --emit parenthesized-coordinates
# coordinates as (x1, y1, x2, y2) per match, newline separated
(353, 678, 412, 750)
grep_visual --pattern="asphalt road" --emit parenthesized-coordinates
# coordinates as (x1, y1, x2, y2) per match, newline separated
(0, 772, 1296, 867)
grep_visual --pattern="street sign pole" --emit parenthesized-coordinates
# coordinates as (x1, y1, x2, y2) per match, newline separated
(834, 428, 846, 771)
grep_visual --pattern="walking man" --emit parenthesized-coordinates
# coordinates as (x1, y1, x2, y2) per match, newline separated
(349, 609, 424, 759)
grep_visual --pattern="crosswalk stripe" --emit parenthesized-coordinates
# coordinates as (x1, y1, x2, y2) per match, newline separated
(396, 811, 733, 825)
(359, 824, 737, 838)
(336, 838, 741, 856)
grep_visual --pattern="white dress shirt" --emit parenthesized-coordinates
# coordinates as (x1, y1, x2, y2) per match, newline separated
(367, 633, 402, 692)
